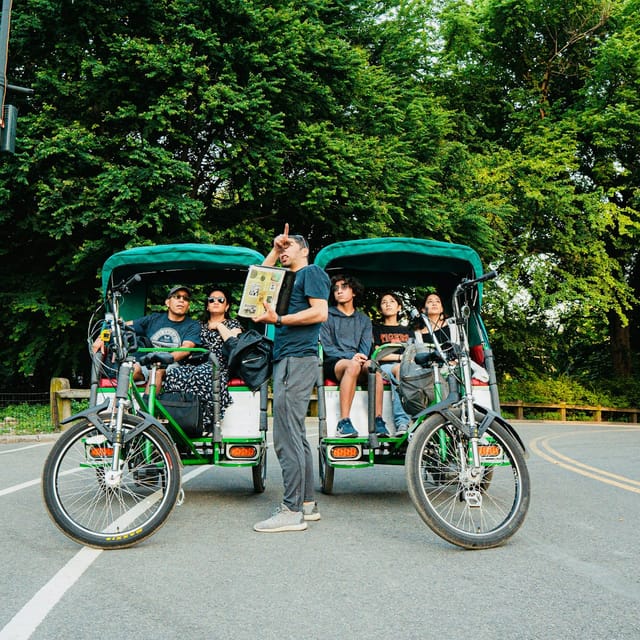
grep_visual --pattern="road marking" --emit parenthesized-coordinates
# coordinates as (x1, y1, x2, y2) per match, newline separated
(529, 428, 640, 494)
(0, 426, 319, 637)
(0, 468, 81, 497)
(0, 465, 210, 640)
(0, 546, 102, 640)
(0, 442, 51, 455)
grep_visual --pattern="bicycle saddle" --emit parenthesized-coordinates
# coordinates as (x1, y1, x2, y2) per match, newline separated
(138, 352, 175, 367)
(414, 350, 444, 367)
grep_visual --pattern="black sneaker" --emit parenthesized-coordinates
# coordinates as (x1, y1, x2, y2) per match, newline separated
(336, 417, 359, 438)
(374, 416, 390, 437)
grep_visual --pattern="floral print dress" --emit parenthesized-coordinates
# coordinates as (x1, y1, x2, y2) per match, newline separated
(163, 318, 242, 431)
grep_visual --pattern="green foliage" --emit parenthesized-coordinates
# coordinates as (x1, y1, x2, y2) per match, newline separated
(500, 374, 607, 406)
(1, 0, 639, 391)
(500, 370, 640, 409)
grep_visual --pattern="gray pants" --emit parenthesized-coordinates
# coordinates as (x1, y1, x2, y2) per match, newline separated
(272, 355, 318, 512)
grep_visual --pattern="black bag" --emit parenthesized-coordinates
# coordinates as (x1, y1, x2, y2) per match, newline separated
(156, 391, 203, 437)
(222, 330, 273, 392)
(397, 342, 436, 416)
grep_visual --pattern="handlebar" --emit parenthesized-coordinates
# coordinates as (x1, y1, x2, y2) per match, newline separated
(111, 273, 142, 295)
(458, 270, 497, 290)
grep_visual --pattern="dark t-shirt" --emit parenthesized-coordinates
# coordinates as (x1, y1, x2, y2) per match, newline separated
(372, 323, 412, 349)
(272, 264, 331, 362)
(131, 312, 201, 348)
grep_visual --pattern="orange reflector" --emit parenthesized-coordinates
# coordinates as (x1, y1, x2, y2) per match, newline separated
(227, 445, 258, 459)
(89, 447, 114, 458)
(479, 445, 501, 457)
(329, 446, 360, 459)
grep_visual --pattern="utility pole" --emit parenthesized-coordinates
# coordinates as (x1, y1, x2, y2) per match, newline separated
(0, 0, 33, 153)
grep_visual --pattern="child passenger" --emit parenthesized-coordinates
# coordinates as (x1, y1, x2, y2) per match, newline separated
(372, 292, 412, 435)
(320, 274, 389, 438)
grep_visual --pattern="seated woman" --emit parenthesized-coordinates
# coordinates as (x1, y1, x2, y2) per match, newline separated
(373, 292, 412, 435)
(163, 286, 242, 433)
(408, 291, 487, 380)
(416, 292, 458, 356)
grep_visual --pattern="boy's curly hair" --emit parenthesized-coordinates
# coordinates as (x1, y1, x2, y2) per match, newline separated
(330, 273, 365, 301)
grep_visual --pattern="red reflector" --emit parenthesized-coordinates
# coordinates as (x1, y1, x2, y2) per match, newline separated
(329, 446, 359, 459)
(89, 447, 114, 458)
(227, 445, 258, 458)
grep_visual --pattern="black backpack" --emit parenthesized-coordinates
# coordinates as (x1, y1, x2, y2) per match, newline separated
(222, 330, 273, 392)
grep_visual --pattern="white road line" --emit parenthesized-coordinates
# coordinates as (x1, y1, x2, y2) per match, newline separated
(0, 546, 102, 640)
(0, 443, 51, 454)
(0, 465, 210, 640)
(1, 468, 80, 497)
(0, 478, 40, 496)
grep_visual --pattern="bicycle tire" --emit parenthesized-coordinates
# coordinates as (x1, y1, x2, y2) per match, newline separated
(42, 415, 182, 549)
(252, 447, 267, 493)
(406, 413, 530, 549)
(319, 445, 335, 494)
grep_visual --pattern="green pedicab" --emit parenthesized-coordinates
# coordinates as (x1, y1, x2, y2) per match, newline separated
(314, 237, 530, 549)
(42, 243, 271, 549)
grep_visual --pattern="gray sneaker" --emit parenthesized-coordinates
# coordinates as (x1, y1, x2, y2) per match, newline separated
(303, 501, 321, 521)
(254, 503, 308, 532)
(395, 423, 409, 436)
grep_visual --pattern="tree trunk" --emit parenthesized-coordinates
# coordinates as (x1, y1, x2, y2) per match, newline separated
(607, 311, 632, 377)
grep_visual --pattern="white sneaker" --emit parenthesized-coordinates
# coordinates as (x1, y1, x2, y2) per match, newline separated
(254, 503, 308, 532)
(303, 501, 321, 521)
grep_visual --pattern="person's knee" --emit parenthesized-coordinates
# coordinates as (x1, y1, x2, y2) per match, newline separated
(344, 360, 363, 378)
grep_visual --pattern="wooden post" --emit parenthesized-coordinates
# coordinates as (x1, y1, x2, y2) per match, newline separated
(50, 377, 70, 429)
(559, 402, 566, 421)
(515, 400, 524, 420)
(594, 406, 602, 422)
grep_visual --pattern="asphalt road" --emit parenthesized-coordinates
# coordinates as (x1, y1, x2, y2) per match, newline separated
(1, 421, 639, 640)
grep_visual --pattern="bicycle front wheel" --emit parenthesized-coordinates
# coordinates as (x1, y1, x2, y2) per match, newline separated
(42, 415, 182, 549)
(406, 413, 530, 549)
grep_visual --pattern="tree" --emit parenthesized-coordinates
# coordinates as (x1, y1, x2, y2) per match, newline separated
(434, 0, 640, 378)
(0, 0, 468, 386)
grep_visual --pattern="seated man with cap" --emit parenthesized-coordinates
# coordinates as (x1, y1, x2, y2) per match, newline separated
(94, 285, 201, 390)
(127, 285, 202, 388)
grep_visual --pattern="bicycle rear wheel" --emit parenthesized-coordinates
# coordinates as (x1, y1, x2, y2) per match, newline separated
(406, 413, 530, 549)
(42, 415, 181, 549)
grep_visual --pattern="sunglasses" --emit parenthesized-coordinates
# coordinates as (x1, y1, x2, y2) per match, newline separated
(208, 296, 226, 303)
(289, 234, 309, 249)
(171, 294, 190, 301)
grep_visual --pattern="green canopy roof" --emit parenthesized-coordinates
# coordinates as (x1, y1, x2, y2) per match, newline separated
(314, 237, 485, 295)
(101, 243, 264, 295)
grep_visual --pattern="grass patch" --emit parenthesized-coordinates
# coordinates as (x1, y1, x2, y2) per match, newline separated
(0, 401, 89, 435)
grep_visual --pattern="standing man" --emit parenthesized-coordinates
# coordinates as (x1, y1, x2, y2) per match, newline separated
(253, 224, 330, 533)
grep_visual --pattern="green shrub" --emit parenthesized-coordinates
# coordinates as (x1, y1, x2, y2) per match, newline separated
(499, 374, 632, 408)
